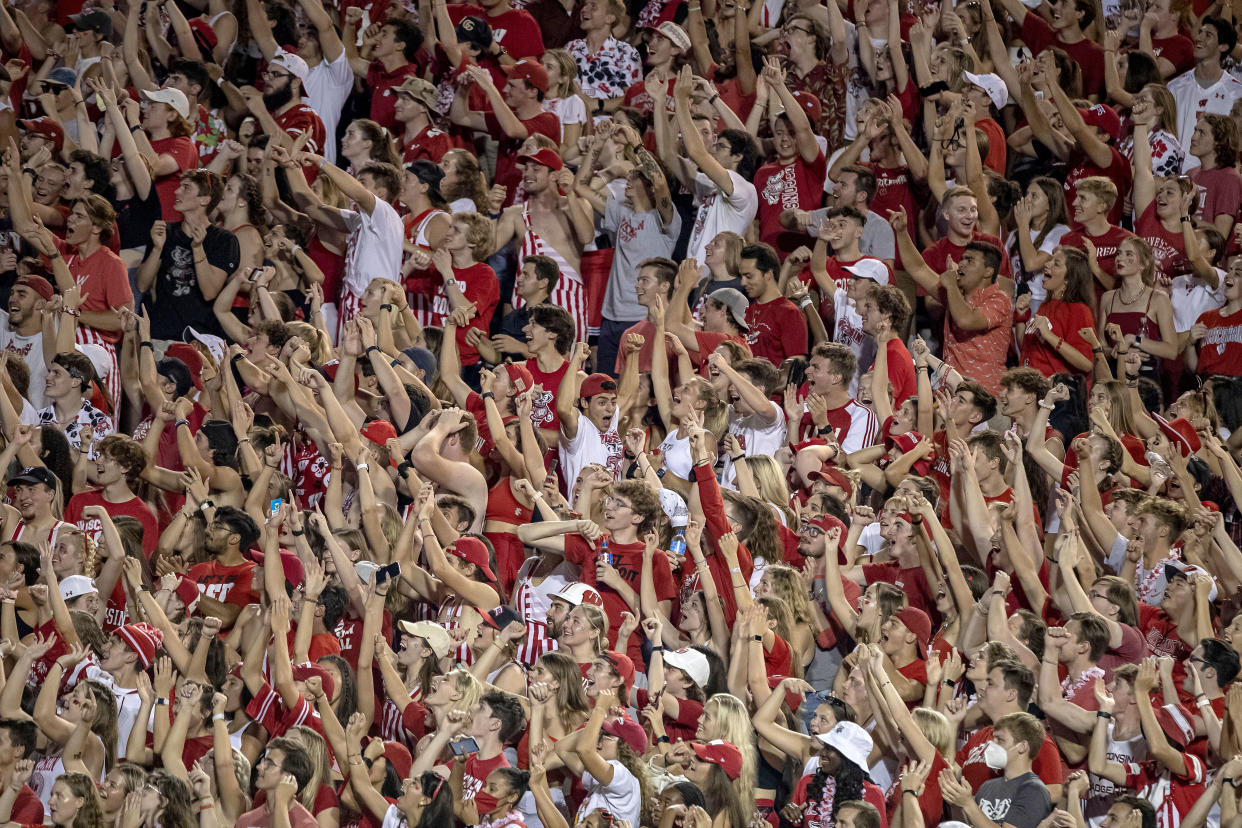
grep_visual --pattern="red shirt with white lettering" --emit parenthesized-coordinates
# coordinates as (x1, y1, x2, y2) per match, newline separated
(1195, 304, 1242, 377)
(188, 559, 258, 610)
(863, 161, 918, 226)
(754, 150, 828, 254)
(744, 297, 808, 366)
(65, 489, 159, 559)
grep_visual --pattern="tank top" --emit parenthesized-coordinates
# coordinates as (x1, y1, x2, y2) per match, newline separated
(1104, 286, 1161, 376)
(656, 430, 695, 480)
(485, 478, 535, 524)
(512, 556, 575, 665)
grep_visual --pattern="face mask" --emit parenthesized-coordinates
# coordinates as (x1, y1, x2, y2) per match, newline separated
(983, 741, 1009, 771)
(474, 791, 500, 815)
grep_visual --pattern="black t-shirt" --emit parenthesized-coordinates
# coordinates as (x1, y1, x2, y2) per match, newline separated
(115, 187, 162, 252)
(146, 222, 240, 340)
(495, 306, 531, 361)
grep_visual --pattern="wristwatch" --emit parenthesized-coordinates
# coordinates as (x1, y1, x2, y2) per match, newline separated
(444, 278, 459, 289)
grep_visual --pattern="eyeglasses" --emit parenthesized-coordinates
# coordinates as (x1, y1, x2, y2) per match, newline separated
(262, 69, 293, 80)
(603, 497, 632, 510)
(784, 24, 814, 35)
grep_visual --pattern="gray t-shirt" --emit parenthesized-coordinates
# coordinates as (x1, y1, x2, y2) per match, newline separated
(600, 193, 681, 322)
(975, 771, 1052, 828)
(805, 208, 895, 262)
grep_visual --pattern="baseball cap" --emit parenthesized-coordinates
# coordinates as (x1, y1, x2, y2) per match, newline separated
(14, 274, 54, 302)
(890, 430, 933, 476)
(141, 87, 191, 120)
(663, 647, 710, 687)
(398, 620, 453, 658)
(270, 48, 310, 81)
(601, 714, 648, 754)
(517, 148, 563, 171)
(9, 466, 58, 490)
(789, 90, 822, 130)
(1164, 560, 1218, 602)
(446, 536, 495, 582)
(1154, 414, 1202, 459)
(552, 582, 604, 607)
(691, 740, 743, 780)
(19, 118, 64, 154)
(503, 59, 549, 93)
(455, 16, 493, 50)
(602, 651, 635, 687)
(188, 17, 218, 50)
(844, 258, 890, 285)
(962, 71, 1007, 111)
(164, 343, 204, 391)
(71, 8, 112, 35)
(291, 663, 336, 700)
(1079, 103, 1122, 142)
(658, 487, 689, 529)
(893, 607, 932, 657)
(59, 575, 97, 601)
(650, 21, 691, 51)
(503, 362, 534, 394)
(248, 547, 306, 590)
(183, 327, 227, 366)
(579, 373, 617, 399)
(807, 463, 853, 497)
(46, 67, 78, 87)
(707, 287, 749, 330)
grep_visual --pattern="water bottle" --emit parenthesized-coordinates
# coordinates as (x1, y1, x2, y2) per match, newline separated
(599, 538, 612, 567)
(669, 530, 686, 559)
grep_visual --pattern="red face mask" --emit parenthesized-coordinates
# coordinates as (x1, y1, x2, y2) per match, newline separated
(474, 791, 501, 816)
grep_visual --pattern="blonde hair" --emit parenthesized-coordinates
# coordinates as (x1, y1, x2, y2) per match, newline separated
(701, 694, 756, 811)
(763, 564, 814, 627)
(913, 707, 954, 758)
(285, 321, 333, 364)
(740, 455, 796, 526)
(288, 725, 331, 812)
(542, 49, 581, 98)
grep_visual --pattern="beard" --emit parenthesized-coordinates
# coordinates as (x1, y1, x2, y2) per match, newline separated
(263, 83, 295, 112)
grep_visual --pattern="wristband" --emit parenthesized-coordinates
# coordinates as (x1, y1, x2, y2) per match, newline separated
(398, 461, 414, 477)
(1197, 698, 1212, 709)
(129, 124, 143, 133)
(292, 529, 305, 537)
(381, 303, 394, 311)
(1037, 400, 1055, 410)
(623, 449, 636, 460)
(140, 340, 154, 350)
(481, 391, 495, 400)
(943, 678, 955, 687)
(175, 419, 190, 429)
(366, 345, 381, 357)
(651, 645, 664, 652)
(356, 463, 370, 472)
(156, 698, 168, 706)
(730, 567, 742, 574)
(730, 454, 745, 463)
(657, 735, 671, 743)
(1096, 711, 1113, 719)
(212, 713, 225, 722)
(21, 167, 35, 177)
(752, 635, 763, 642)
(1092, 348, 1104, 354)
(904, 790, 919, 797)
(200, 499, 214, 511)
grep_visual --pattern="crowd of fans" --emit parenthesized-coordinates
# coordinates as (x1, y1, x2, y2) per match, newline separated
(1, 0, 1242, 824)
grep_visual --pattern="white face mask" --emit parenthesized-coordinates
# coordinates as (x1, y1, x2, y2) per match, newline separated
(983, 741, 1009, 771)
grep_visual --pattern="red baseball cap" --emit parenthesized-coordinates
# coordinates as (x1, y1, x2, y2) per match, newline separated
(503, 59, 549, 93)
(248, 547, 305, 590)
(808, 463, 853, 496)
(579, 373, 617, 399)
(1154, 414, 1201, 458)
(890, 430, 933, 476)
(602, 651, 635, 688)
(893, 607, 932, 657)
(504, 362, 534, 394)
(692, 740, 743, 780)
(789, 90, 822, 130)
(164, 343, 204, 391)
(517, 147, 563, 171)
(601, 714, 648, 754)
(1079, 103, 1122, 142)
(446, 536, 496, 582)
(14, 274, 53, 301)
(20, 117, 64, 154)
(291, 663, 336, 700)
(383, 741, 412, 780)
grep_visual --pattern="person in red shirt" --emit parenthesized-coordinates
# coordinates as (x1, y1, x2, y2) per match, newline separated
(998, 0, 1105, 96)
(132, 87, 200, 222)
(1189, 262, 1242, 375)
(448, 0, 545, 59)
(350, 17, 424, 132)
(1019, 246, 1096, 378)
(450, 61, 561, 207)
(64, 435, 158, 559)
(187, 506, 260, 629)
(426, 213, 500, 369)
(861, 284, 915, 406)
(1037, 613, 1110, 757)
(830, 101, 922, 227)
(0, 720, 43, 824)
(752, 63, 827, 254)
(740, 242, 808, 366)
(1059, 176, 1135, 290)
(395, 78, 455, 164)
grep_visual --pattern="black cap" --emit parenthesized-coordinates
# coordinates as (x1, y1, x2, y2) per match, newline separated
(9, 466, 58, 491)
(455, 16, 493, 50)
(405, 159, 445, 201)
(70, 9, 113, 37)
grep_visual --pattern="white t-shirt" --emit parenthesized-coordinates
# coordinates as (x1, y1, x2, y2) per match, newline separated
(684, 170, 758, 269)
(543, 95, 587, 143)
(1169, 70, 1242, 169)
(85, 664, 143, 759)
(577, 760, 641, 828)
(340, 197, 404, 297)
(559, 409, 624, 494)
(721, 401, 787, 488)
(0, 310, 47, 409)
(1171, 268, 1226, 332)
(304, 52, 356, 165)
(1009, 224, 1069, 311)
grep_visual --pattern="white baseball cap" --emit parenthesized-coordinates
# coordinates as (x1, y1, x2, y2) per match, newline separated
(552, 582, 604, 607)
(397, 620, 453, 659)
(141, 87, 191, 120)
(844, 258, 890, 285)
(60, 575, 98, 601)
(664, 647, 710, 687)
(962, 71, 1008, 111)
(271, 48, 310, 81)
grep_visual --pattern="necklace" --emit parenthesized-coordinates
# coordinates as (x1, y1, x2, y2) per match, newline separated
(1119, 282, 1145, 305)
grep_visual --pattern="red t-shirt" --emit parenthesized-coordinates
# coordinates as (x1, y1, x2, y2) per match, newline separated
(884, 338, 917, 407)
(1064, 145, 1132, 227)
(1060, 225, 1135, 285)
(1020, 299, 1095, 377)
(1135, 202, 1190, 283)
(1021, 12, 1106, 97)
(524, 358, 570, 432)
(862, 561, 933, 616)
(151, 136, 200, 222)
(11, 786, 42, 825)
(1195, 304, 1242, 376)
(275, 104, 328, 185)
(744, 297, 808, 366)
(402, 124, 455, 164)
(188, 559, 259, 609)
(366, 61, 421, 131)
(449, 261, 500, 367)
(635, 690, 703, 743)
(56, 239, 132, 345)
(563, 533, 677, 664)
(754, 151, 828, 253)
(864, 161, 918, 224)
(64, 489, 159, 559)
(1152, 33, 1194, 75)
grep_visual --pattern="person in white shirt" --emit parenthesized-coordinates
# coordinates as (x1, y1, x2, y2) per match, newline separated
(712, 353, 787, 488)
(1167, 16, 1242, 168)
(0, 274, 55, 410)
(278, 147, 404, 335)
(1171, 227, 1228, 334)
(651, 65, 760, 269)
(557, 343, 637, 493)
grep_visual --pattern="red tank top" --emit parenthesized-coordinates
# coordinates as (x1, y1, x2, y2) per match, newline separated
(485, 477, 534, 524)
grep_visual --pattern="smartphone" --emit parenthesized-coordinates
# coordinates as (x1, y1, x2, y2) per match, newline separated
(549, 458, 559, 475)
(270, 498, 283, 517)
(450, 738, 479, 756)
(376, 561, 402, 585)
(786, 358, 808, 391)
(486, 605, 522, 631)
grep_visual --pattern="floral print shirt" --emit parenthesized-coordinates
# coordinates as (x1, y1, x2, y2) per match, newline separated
(567, 37, 643, 101)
